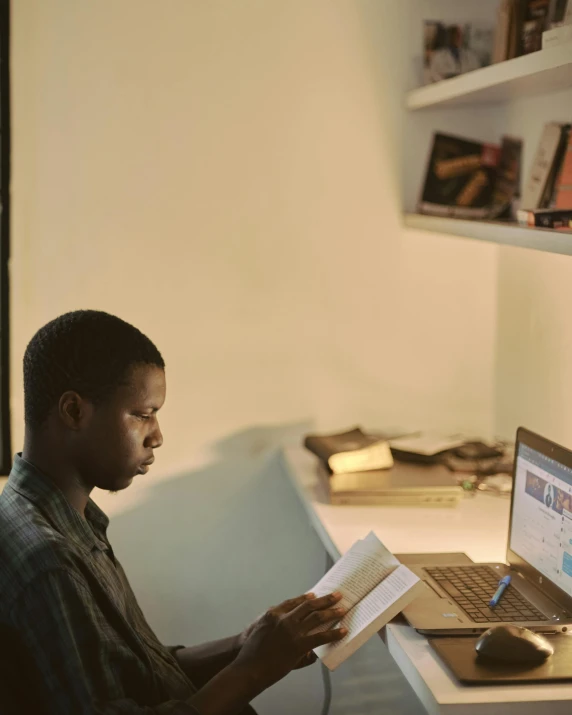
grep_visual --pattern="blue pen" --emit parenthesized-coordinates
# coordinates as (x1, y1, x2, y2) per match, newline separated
(489, 575, 511, 607)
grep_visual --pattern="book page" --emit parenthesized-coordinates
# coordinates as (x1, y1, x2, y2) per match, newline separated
(314, 565, 423, 668)
(335, 565, 421, 638)
(309, 532, 399, 629)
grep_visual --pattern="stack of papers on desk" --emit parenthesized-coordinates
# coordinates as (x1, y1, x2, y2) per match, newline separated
(389, 433, 466, 463)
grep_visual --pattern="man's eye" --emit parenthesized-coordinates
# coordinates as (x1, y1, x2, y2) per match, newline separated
(136, 414, 151, 421)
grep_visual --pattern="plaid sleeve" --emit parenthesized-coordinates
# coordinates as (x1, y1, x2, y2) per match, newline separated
(10, 568, 200, 715)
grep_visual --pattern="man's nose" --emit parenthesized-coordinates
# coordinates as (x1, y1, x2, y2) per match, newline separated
(146, 422, 163, 450)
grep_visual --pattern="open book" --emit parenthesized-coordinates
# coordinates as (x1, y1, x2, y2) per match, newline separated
(309, 532, 425, 670)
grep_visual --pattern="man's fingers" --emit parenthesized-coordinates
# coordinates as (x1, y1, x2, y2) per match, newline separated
(273, 593, 315, 615)
(290, 592, 343, 621)
(303, 606, 346, 630)
(303, 627, 348, 651)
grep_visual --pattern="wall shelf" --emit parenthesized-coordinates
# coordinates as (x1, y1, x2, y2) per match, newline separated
(404, 213, 572, 256)
(406, 44, 572, 110)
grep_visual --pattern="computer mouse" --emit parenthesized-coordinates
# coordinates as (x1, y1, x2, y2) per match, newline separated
(475, 625, 554, 663)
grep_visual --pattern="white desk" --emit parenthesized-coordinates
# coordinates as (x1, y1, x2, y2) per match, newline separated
(282, 446, 572, 715)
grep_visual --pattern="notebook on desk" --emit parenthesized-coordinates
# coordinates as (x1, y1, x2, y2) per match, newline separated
(402, 428, 572, 635)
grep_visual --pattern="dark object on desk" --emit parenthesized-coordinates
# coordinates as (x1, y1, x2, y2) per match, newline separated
(442, 439, 514, 481)
(475, 625, 553, 663)
(304, 427, 393, 474)
(389, 448, 444, 465)
(452, 441, 504, 461)
(428, 632, 572, 685)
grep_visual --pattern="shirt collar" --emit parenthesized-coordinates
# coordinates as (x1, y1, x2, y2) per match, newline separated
(6, 454, 110, 554)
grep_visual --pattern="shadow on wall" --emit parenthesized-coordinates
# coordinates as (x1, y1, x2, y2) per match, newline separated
(108, 421, 422, 715)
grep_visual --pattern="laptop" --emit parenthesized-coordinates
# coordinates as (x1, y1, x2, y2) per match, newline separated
(402, 427, 572, 635)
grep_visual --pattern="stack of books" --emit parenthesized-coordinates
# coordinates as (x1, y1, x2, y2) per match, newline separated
(418, 123, 572, 231)
(518, 122, 572, 230)
(303, 427, 463, 507)
(493, 0, 571, 62)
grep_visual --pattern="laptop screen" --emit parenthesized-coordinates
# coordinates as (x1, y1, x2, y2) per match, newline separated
(510, 442, 572, 598)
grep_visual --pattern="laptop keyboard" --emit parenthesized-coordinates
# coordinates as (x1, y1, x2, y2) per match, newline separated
(426, 566, 546, 623)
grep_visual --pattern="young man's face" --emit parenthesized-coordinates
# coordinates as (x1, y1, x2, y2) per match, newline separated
(74, 363, 166, 492)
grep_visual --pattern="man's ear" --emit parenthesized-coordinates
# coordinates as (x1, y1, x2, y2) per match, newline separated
(58, 391, 92, 430)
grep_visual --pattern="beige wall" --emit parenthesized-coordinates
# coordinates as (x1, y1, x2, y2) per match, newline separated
(11, 0, 498, 480)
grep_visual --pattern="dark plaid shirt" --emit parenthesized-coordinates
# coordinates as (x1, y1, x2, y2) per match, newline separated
(0, 455, 200, 714)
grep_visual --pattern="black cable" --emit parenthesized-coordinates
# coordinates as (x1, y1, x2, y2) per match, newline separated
(320, 661, 332, 715)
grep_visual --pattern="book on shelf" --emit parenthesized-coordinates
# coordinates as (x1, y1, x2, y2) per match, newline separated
(517, 208, 572, 228)
(548, 0, 572, 26)
(493, 0, 526, 61)
(303, 427, 393, 475)
(316, 459, 463, 508)
(508, 0, 526, 57)
(522, 0, 552, 53)
(490, 136, 523, 220)
(309, 532, 425, 670)
(494, 0, 568, 60)
(553, 128, 572, 209)
(418, 133, 501, 220)
(521, 123, 569, 210)
(493, 0, 512, 63)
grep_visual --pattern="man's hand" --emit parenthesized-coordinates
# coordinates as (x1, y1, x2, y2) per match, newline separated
(235, 592, 347, 689)
(239, 610, 318, 670)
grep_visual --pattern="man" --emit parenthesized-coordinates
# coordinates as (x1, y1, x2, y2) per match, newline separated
(0, 310, 346, 714)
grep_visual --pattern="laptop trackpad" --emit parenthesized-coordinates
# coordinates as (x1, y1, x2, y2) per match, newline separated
(402, 581, 471, 626)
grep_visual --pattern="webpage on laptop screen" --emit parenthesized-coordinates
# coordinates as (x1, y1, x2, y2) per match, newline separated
(510, 444, 572, 598)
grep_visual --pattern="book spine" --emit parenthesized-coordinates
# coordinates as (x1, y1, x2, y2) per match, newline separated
(553, 128, 572, 209)
(521, 123, 564, 209)
(417, 202, 491, 221)
(493, 0, 511, 62)
(508, 0, 525, 58)
(517, 208, 572, 228)
(541, 125, 571, 208)
(521, 0, 552, 54)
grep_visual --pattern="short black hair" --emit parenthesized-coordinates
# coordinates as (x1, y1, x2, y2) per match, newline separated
(24, 310, 165, 429)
